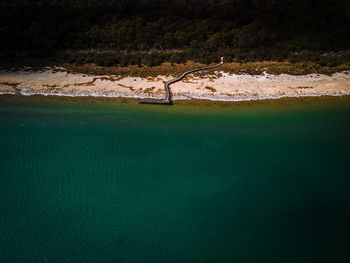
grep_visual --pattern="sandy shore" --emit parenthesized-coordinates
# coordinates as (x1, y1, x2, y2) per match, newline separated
(1, 68, 350, 101)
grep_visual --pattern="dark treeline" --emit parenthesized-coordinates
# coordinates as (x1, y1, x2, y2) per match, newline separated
(0, 0, 349, 65)
(1, 0, 349, 51)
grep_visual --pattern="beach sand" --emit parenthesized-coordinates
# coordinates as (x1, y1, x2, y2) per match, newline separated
(1, 68, 349, 101)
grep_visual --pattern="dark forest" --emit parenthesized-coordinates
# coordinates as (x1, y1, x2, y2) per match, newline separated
(1, 0, 349, 65)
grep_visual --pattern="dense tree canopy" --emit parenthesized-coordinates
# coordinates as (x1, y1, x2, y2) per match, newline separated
(0, 0, 349, 51)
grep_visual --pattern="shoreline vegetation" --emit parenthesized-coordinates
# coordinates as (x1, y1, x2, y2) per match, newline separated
(2, 49, 350, 77)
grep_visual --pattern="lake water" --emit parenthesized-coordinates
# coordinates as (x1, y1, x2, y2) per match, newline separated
(1, 96, 349, 262)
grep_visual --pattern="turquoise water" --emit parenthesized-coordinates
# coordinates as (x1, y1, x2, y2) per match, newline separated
(1, 96, 350, 263)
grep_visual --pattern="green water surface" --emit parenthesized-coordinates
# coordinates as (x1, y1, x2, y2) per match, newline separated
(1, 96, 349, 263)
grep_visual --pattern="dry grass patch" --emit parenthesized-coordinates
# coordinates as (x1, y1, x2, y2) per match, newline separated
(143, 87, 155, 94)
(298, 86, 313, 89)
(65, 61, 349, 78)
(0, 82, 19, 87)
(205, 86, 216, 92)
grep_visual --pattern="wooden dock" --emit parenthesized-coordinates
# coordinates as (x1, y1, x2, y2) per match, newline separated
(138, 57, 223, 105)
